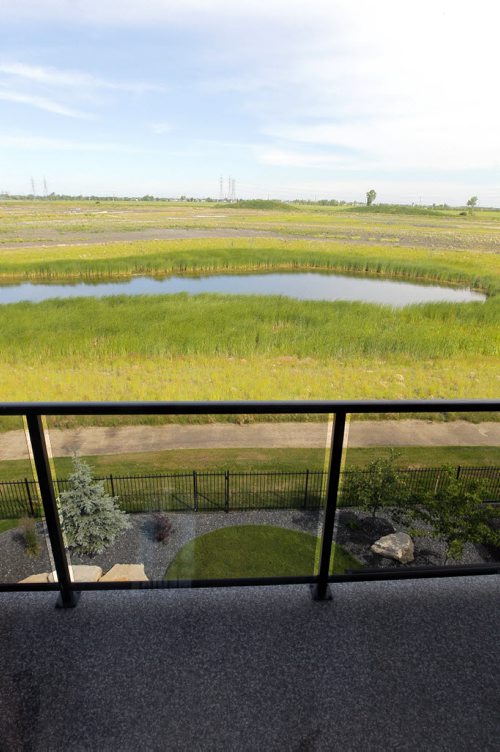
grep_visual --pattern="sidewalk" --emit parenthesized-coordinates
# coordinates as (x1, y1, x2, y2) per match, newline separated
(1, 420, 498, 460)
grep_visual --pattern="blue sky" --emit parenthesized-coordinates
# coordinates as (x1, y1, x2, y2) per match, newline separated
(0, 0, 499, 205)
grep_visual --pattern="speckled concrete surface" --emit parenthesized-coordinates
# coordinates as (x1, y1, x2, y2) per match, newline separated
(0, 576, 498, 751)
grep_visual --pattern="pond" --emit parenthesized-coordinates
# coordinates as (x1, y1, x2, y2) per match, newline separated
(0, 271, 486, 306)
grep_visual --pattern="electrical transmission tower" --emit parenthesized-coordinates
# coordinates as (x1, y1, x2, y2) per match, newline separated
(43, 177, 48, 197)
(30, 177, 36, 196)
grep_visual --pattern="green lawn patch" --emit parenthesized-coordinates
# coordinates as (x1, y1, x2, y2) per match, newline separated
(0, 518, 19, 533)
(164, 524, 361, 579)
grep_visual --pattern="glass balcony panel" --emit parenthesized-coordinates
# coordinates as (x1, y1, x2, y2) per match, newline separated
(0, 415, 57, 584)
(334, 410, 500, 574)
(44, 412, 333, 583)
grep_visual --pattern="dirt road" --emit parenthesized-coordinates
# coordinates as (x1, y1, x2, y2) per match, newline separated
(1, 420, 498, 461)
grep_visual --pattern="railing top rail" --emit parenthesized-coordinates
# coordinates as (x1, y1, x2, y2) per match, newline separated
(0, 399, 498, 416)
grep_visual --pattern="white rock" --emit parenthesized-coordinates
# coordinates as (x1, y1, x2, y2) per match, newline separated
(371, 532, 414, 563)
(100, 564, 149, 582)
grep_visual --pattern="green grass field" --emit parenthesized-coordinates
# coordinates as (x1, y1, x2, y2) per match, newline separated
(164, 525, 362, 579)
(0, 200, 498, 415)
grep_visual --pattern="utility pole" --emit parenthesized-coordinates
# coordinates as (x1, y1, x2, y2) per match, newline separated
(219, 175, 224, 202)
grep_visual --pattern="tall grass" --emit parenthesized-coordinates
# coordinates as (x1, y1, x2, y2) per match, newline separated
(0, 239, 497, 294)
(1, 294, 498, 361)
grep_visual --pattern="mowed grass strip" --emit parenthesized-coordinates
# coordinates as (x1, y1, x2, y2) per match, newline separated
(164, 525, 361, 579)
(0, 447, 497, 483)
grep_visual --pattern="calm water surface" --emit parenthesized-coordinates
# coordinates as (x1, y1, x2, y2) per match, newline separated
(0, 272, 486, 306)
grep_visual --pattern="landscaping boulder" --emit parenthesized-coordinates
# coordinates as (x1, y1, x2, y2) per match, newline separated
(371, 532, 414, 564)
(48, 566, 103, 582)
(18, 572, 49, 583)
(70, 565, 103, 582)
(100, 564, 149, 582)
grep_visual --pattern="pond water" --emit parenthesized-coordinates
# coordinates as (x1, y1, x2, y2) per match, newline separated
(0, 272, 486, 306)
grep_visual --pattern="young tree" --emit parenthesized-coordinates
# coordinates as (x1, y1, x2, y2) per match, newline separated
(396, 467, 500, 564)
(58, 457, 130, 556)
(366, 189, 377, 206)
(341, 452, 409, 520)
(466, 196, 478, 208)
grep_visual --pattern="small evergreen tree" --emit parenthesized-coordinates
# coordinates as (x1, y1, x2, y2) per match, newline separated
(58, 457, 130, 556)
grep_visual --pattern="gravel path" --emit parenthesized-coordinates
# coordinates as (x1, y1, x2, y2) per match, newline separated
(1, 506, 497, 583)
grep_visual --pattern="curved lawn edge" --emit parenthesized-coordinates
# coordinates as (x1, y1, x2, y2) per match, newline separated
(164, 524, 362, 580)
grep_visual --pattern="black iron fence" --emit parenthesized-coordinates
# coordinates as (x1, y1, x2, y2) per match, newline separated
(1, 465, 498, 520)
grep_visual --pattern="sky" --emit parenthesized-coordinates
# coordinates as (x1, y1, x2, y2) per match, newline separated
(0, 0, 499, 205)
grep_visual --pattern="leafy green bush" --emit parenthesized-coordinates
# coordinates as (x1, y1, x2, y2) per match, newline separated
(341, 452, 410, 519)
(394, 466, 500, 564)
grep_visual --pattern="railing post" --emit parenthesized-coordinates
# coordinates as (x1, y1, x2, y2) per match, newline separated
(456, 465, 461, 480)
(311, 412, 346, 601)
(26, 415, 79, 609)
(109, 473, 115, 497)
(193, 471, 198, 512)
(225, 471, 230, 512)
(25, 477, 35, 517)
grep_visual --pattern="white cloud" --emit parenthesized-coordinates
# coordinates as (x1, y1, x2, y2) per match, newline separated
(0, 0, 341, 26)
(0, 90, 93, 118)
(0, 132, 201, 157)
(257, 147, 353, 169)
(0, 134, 144, 152)
(0, 62, 165, 93)
(150, 122, 172, 135)
(262, 117, 500, 172)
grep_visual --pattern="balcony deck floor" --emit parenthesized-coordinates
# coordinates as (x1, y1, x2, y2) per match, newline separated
(0, 576, 498, 751)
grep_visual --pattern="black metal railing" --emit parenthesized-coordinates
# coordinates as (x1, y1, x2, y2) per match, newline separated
(0, 399, 498, 607)
(1, 466, 499, 519)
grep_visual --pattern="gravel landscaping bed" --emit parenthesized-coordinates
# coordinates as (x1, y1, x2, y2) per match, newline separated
(1, 506, 497, 583)
(335, 507, 500, 568)
(0, 509, 322, 582)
